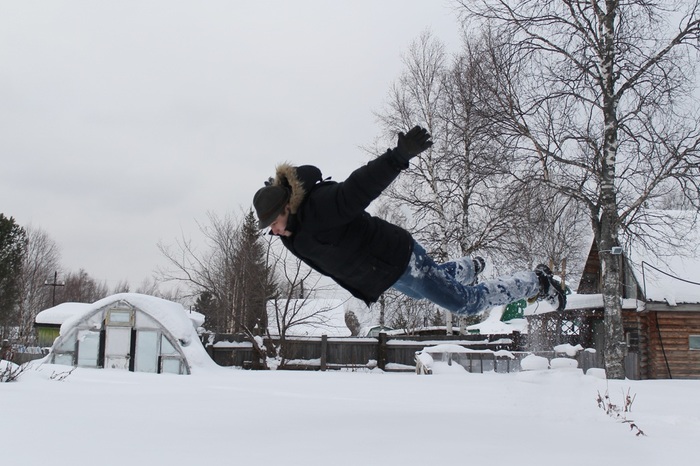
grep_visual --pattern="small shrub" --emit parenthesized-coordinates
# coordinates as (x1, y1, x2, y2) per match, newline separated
(596, 388, 646, 436)
(49, 367, 76, 381)
(1, 360, 24, 382)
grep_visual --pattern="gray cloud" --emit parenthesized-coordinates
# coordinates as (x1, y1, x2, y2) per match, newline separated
(0, 0, 461, 289)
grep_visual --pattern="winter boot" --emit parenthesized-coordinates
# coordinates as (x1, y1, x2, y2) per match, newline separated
(533, 264, 567, 312)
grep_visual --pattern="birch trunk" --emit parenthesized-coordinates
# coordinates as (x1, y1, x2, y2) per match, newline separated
(600, 3, 626, 379)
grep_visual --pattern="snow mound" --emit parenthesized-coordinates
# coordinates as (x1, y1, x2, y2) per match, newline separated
(431, 361, 467, 374)
(550, 357, 579, 370)
(521, 354, 550, 371)
(553, 343, 583, 357)
(586, 368, 607, 379)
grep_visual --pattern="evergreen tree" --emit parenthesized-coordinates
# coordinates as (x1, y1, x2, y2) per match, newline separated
(0, 214, 27, 339)
(232, 210, 272, 334)
(194, 290, 219, 331)
(158, 210, 278, 334)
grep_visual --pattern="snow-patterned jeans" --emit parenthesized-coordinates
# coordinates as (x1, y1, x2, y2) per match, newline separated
(391, 241, 540, 316)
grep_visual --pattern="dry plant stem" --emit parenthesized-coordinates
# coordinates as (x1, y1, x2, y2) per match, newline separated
(596, 388, 646, 437)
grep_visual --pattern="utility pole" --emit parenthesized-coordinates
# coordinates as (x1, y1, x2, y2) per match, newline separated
(44, 271, 65, 307)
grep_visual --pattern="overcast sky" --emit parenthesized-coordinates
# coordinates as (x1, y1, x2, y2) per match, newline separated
(0, 1, 463, 292)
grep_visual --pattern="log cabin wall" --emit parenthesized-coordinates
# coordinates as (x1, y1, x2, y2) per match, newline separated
(646, 311, 700, 379)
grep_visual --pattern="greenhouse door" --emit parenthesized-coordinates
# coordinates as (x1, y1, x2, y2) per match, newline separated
(134, 330, 159, 373)
(104, 327, 132, 370)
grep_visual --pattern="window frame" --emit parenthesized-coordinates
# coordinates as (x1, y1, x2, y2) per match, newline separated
(689, 335, 700, 351)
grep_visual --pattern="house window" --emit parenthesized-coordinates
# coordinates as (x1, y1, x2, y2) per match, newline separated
(690, 335, 700, 350)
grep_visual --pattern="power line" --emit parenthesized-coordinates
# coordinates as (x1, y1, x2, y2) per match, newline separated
(641, 261, 700, 287)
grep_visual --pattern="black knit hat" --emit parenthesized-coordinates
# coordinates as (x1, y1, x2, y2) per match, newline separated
(253, 185, 290, 229)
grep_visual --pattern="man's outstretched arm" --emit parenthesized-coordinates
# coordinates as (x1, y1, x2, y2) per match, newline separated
(315, 126, 433, 225)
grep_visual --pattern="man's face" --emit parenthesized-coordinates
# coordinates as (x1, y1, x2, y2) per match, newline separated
(270, 206, 292, 237)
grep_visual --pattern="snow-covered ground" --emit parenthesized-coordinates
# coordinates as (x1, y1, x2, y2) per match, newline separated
(1, 361, 696, 465)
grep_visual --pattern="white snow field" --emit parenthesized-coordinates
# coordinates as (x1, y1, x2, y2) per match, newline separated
(1, 362, 697, 466)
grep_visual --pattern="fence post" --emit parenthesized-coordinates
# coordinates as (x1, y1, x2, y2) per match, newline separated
(512, 331, 522, 351)
(320, 334, 328, 371)
(378, 332, 388, 370)
(1, 339, 11, 361)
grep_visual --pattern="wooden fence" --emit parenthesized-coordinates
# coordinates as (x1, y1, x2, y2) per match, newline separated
(207, 332, 540, 372)
(1, 340, 47, 366)
(2, 332, 603, 374)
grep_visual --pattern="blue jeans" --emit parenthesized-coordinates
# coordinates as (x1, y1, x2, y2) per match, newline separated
(392, 241, 539, 316)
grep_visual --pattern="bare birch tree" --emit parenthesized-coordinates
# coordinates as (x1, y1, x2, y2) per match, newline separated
(59, 269, 109, 303)
(375, 32, 517, 334)
(376, 32, 519, 263)
(376, 31, 586, 268)
(16, 226, 61, 343)
(458, 0, 700, 378)
(374, 30, 589, 337)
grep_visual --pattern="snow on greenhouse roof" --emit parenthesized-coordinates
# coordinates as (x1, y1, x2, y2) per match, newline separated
(51, 293, 216, 372)
(37, 295, 205, 330)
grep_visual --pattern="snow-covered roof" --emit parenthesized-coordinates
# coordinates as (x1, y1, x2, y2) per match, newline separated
(467, 294, 645, 334)
(625, 211, 700, 305)
(267, 298, 350, 337)
(35, 302, 92, 325)
(523, 293, 641, 317)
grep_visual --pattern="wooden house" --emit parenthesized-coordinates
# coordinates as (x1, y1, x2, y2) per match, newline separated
(34, 302, 91, 347)
(527, 211, 700, 379)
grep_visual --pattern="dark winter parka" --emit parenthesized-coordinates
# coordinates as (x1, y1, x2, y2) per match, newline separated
(270, 150, 414, 305)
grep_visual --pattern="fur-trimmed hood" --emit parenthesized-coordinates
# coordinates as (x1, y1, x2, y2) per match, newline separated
(270, 163, 323, 214)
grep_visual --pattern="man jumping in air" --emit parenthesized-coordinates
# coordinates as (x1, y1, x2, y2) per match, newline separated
(253, 126, 566, 317)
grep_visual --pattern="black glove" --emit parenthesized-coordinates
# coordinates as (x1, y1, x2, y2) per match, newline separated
(394, 125, 433, 165)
